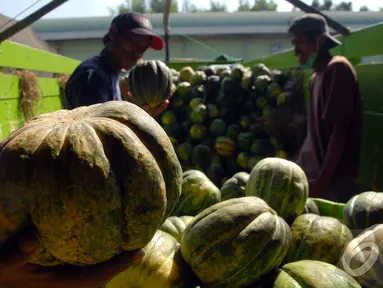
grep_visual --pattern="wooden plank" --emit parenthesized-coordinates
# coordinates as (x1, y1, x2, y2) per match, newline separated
(0, 98, 23, 123)
(244, 22, 383, 69)
(0, 74, 62, 99)
(332, 23, 383, 59)
(0, 120, 24, 141)
(0, 74, 19, 100)
(356, 63, 383, 113)
(356, 113, 383, 191)
(38, 77, 61, 98)
(0, 40, 80, 74)
(0, 75, 63, 141)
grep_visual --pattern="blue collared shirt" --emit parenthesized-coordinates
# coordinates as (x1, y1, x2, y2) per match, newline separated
(63, 51, 122, 110)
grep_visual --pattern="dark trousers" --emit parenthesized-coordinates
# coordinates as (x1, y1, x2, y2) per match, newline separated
(322, 180, 368, 203)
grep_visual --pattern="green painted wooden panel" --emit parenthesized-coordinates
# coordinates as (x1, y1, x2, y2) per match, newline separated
(0, 98, 23, 123)
(356, 112, 383, 191)
(244, 22, 383, 69)
(0, 40, 80, 74)
(0, 75, 63, 141)
(0, 120, 24, 142)
(355, 63, 383, 190)
(298, 63, 383, 109)
(0, 74, 19, 100)
(357, 63, 383, 113)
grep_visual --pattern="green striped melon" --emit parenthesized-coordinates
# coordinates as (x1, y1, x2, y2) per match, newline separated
(303, 198, 320, 215)
(181, 197, 291, 288)
(220, 172, 250, 201)
(343, 191, 383, 230)
(171, 170, 221, 217)
(128, 60, 174, 108)
(246, 157, 308, 223)
(256, 260, 361, 288)
(284, 213, 353, 265)
(215, 136, 236, 157)
(106, 230, 199, 288)
(159, 216, 194, 243)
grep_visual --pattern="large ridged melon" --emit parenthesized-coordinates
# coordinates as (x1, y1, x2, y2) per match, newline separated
(284, 213, 353, 265)
(246, 157, 308, 223)
(256, 260, 361, 288)
(343, 191, 383, 230)
(106, 230, 199, 288)
(181, 197, 291, 288)
(0, 101, 182, 266)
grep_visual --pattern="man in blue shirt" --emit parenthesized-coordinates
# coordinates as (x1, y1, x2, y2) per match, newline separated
(64, 12, 169, 117)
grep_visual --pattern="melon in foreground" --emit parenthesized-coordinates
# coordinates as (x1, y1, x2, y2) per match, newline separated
(159, 216, 194, 243)
(246, 157, 308, 223)
(171, 170, 221, 217)
(106, 230, 199, 288)
(127, 60, 174, 108)
(284, 213, 353, 265)
(0, 101, 182, 266)
(220, 172, 250, 201)
(302, 198, 320, 215)
(343, 191, 383, 230)
(181, 197, 292, 288)
(254, 260, 361, 288)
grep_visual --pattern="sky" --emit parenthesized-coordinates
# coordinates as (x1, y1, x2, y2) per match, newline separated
(0, 0, 381, 21)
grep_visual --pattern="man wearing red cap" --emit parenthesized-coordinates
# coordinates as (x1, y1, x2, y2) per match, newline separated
(289, 14, 363, 202)
(63, 12, 169, 117)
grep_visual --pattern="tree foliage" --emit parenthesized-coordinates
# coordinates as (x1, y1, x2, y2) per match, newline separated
(209, 0, 227, 12)
(238, 0, 251, 11)
(311, 0, 354, 11)
(110, 0, 178, 14)
(252, 0, 277, 11)
(108, 0, 378, 15)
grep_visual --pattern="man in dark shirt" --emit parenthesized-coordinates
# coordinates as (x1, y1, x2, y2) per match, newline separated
(64, 12, 169, 117)
(290, 14, 363, 202)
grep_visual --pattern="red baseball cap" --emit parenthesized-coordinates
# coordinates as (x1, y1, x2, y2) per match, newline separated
(106, 12, 164, 50)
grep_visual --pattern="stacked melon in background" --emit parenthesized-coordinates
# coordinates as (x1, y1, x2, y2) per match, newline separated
(120, 61, 307, 187)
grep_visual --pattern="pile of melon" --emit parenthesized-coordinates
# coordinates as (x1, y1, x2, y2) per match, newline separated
(120, 61, 307, 187)
(0, 62, 382, 288)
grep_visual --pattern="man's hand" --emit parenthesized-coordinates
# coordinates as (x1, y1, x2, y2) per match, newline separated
(142, 100, 170, 118)
(124, 91, 172, 118)
(0, 227, 144, 288)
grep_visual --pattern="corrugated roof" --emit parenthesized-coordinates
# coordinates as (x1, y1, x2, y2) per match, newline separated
(31, 11, 383, 34)
(0, 13, 56, 52)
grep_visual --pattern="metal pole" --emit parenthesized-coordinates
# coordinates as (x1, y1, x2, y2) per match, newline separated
(164, 31, 170, 62)
(0, 0, 69, 43)
(163, 0, 171, 62)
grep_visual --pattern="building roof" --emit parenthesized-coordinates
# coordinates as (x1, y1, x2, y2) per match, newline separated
(0, 13, 55, 52)
(31, 11, 383, 40)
